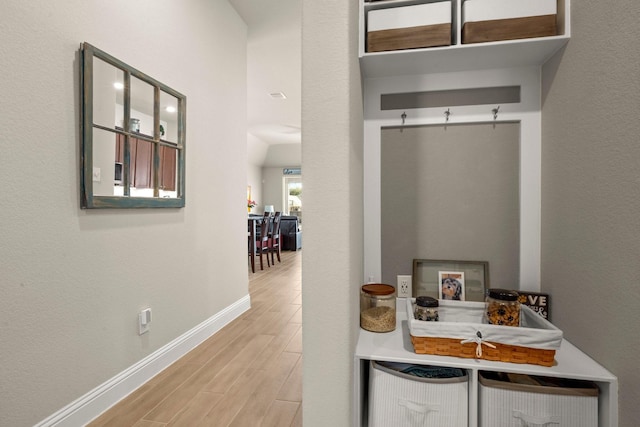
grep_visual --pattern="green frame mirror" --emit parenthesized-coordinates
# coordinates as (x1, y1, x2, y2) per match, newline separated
(80, 42, 186, 208)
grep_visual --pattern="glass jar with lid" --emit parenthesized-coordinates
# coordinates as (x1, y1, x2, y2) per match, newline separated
(360, 284, 396, 332)
(414, 296, 439, 321)
(485, 288, 520, 326)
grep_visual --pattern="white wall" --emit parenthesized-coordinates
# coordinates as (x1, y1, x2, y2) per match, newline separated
(247, 133, 268, 212)
(262, 167, 286, 213)
(541, 2, 640, 424)
(261, 144, 301, 214)
(0, 1, 248, 425)
(263, 143, 301, 167)
(301, 0, 363, 425)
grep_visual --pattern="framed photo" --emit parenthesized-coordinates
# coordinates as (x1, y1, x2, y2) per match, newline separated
(412, 259, 489, 302)
(438, 271, 465, 300)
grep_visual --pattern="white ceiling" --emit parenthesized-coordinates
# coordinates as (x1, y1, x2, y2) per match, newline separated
(229, 0, 301, 146)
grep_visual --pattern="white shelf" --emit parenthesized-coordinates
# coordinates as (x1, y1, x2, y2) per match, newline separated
(360, 35, 568, 77)
(354, 300, 618, 426)
(359, 0, 571, 77)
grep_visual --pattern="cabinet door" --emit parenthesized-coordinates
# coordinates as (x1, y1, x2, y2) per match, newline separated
(115, 135, 173, 191)
(115, 134, 136, 186)
(115, 133, 124, 162)
(133, 138, 153, 188)
(159, 145, 177, 191)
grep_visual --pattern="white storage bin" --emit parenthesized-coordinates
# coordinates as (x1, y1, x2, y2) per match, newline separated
(479, 371, 599, 427)
(368, 361, 468, 427)
(367, 1, 452, 52)
(463, 0, 557, 23)
(462, 0, 557, 44)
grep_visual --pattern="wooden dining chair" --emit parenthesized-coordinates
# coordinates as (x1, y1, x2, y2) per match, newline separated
(248, 219, 256, 273)
(255, 214, 271, 270)
(269, 211, 282, 264)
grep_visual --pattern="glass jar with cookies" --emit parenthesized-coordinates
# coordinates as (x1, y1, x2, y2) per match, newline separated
(485, 288, 520, 326)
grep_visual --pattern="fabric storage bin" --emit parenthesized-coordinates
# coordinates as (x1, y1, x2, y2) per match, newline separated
(367, 1, 452, 53)
(368, 361, 468, 427)
(462, 0, 557, 44)
(478, 371, 599, 427)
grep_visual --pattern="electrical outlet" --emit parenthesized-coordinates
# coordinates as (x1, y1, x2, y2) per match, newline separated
(397, 275, 411, 298)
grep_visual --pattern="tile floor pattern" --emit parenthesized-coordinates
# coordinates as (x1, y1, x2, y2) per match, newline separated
(89, 250, 303, 426)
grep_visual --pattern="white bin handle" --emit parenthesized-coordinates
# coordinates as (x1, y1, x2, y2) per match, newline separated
(512, 409, 560, 425)
(398, 398, 440, 415)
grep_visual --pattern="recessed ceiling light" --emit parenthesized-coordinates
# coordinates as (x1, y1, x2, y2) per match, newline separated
(269, 92, 287, 99)
(165, 106, 176, 113)
(113, 82, 124, 90)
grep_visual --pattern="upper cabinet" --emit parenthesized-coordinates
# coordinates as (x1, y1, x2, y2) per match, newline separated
(359, 0, 570, 77)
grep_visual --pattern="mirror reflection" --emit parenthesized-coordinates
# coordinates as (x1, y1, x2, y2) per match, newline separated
(92, 57, 124, 131)
(159, 145, 178, 196)
(129, 76, 154, 137)
(92, 128, 117, 197)
(81, 42, 186, 208)
(160, 91, 179, 144)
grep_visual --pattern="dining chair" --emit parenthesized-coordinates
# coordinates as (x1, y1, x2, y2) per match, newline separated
(255, 214, 271, 270)
(248, 219, 256, 273)
(269, 211, 282, 264)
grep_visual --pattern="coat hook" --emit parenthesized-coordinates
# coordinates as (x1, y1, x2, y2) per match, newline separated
(444, 108, 451, 123)
(401, 111, 407, 125)
(492, 106, 500, 120)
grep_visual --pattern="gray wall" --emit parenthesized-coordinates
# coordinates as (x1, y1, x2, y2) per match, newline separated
(0, 1, 248, 425)
(541, 1, 640, 424)
(381, 123, 520, 291)
(302, 0, 363, 425)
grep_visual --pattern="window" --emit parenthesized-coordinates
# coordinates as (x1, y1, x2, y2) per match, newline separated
(284, 177, 302, 223)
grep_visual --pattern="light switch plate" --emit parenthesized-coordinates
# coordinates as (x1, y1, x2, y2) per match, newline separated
(138, 308, 152, 335)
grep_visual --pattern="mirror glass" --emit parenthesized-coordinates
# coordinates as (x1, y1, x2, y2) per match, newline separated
(160, 91, 179, 144)
(92, 57, 124, 131)
(81, 42, 186, 208)
(130, 76, 154, 137)
(159, 145, 178, 198)
(92, 128, 118, 197)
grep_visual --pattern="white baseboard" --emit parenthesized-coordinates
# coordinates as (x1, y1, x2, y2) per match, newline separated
(35, 294, 251, 427)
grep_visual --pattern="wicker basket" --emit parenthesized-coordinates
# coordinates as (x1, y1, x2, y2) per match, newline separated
(410, 335, 556, 366)
(407, 299, 562, 367)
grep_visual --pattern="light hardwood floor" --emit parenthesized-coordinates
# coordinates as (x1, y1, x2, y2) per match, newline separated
(89, 250, 303, 427)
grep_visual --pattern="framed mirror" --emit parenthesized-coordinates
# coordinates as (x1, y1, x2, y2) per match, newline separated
(81, 42, 186, 208)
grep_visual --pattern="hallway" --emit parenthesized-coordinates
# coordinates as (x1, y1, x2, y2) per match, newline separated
(89, 250, 303, 426)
